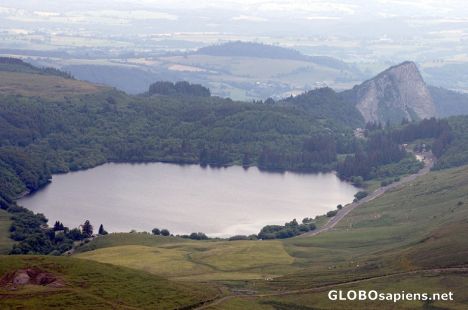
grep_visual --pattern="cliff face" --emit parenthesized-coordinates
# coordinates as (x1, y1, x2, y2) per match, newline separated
(350, 61, 436, 124)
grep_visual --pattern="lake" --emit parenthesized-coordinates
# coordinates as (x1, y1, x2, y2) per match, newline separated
(18, 163, 358, 237)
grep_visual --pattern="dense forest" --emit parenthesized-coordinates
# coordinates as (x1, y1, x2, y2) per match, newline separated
(337, 118, 453, 181)
(146, 81, 211, 97)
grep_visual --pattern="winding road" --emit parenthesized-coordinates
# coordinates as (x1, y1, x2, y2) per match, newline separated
(302, 151, 435, 237)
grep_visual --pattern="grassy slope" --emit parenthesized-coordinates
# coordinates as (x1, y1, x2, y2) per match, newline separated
(213, 273, 468, 310)
(0, 71, 106, 99)
(0, 255, 219, 309)
(277, 164, 468, 288)
(0, 209, 13, 254)
(77, 237, 296, 281)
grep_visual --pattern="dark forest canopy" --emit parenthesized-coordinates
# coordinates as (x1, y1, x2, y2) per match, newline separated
(279, 87, 365, 128)
(146, 81, 211, 97)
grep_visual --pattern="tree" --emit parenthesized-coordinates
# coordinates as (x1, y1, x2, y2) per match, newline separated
(152, 228, 161, 235)
(327, 210, 337, 217)
(189, 232, 208, 240)
(354, 191, 369, 201)
(82, 220, 93, 238)
(68, 228, 83, 241)
(98, 224, 108, 235)
(53, 221, 64, 231)
(337, 204, 343, 210)
(160, 229, 170, 236)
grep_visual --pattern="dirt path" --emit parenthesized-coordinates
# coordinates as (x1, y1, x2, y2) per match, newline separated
(302, 151, 435, 237)
(194, 266, 467, 309)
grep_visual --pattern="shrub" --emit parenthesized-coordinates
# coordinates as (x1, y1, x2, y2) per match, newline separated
(327, 210, 338, 217)
(354, 191, 369, 200)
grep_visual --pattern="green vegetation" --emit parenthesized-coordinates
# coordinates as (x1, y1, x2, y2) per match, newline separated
(0, 255, 218, 309)
(258, 219, 316, 239)
(280, 87, 364, 128)
(338, 118, 451, 181)
(77, 239, 296, 281)
(0, 209, 13, 254)
(435, 115, 468, 170)
(354, 191, 369, 201)
(147, 81, 210, 97)
(8, 206, 90, 255)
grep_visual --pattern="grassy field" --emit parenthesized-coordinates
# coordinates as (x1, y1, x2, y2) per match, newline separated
(77, 238, 297, 281)
(0, 72, 106, 99)
(0, 209, 13, 254)
(0, 255, 219, 309)
(210, 272, 468, 309)
(73, 165, 468, 309)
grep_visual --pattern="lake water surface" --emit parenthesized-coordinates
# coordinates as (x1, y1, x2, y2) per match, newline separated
(19, 163, 358, 237)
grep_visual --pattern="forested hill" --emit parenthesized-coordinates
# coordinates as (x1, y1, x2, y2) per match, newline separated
(0, 60, 366, 203)
(429, 86, 468, 117)
(0, 57, 72, 78)
(280, 87, 364, 128)
(194, 41, 353, 71)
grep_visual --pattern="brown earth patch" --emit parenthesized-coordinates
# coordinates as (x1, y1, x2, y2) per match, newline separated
(0, 268, 65, 289)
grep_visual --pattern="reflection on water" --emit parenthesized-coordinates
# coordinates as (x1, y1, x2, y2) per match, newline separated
(19, 162, 358, 237)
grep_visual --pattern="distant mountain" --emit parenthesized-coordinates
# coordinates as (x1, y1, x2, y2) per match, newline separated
(429, 86, 468, 117)
(194, 41, 354, 71)
(342, 61, 436, 125)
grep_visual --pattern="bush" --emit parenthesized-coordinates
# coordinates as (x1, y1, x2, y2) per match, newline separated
(151, 228, 161, 235)
(354, 191, 369, 200)
(160, 229, 170, 236)
(189, 232, 209, 240)
(228, 234, 258, 241)
(327, 210, 338, 217)
(337, 204, 343, 210)
(258, 219, 316, 239)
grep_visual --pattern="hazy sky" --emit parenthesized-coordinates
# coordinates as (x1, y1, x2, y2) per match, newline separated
(2, 0, 468, 33)
(1, 0, 467, 64)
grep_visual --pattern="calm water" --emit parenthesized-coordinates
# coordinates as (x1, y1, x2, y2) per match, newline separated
(19, 163, 358, 237)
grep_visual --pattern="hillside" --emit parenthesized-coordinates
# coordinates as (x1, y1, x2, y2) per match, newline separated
(0, 58, 106, 100)
(430, 86, 468, 117)
(0, 255, 218, 309)
(280, 87, 364, 128)
(343, 61, 437, 125)
(0, 209, 12, 254)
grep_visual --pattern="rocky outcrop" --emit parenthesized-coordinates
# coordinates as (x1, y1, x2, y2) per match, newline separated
(0, 268, 65, 289)
(348, 61, 436, 124)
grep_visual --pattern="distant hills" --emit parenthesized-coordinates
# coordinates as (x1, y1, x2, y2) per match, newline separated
(40, 41, 366, 99)
(194, 41, 354, 71)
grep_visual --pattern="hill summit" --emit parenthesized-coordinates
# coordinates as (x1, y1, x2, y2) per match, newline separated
(346, 61, 436, 124)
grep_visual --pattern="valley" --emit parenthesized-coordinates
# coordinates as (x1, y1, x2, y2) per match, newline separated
(0, 51, 467, 309)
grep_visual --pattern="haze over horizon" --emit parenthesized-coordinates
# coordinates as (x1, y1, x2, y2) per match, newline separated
(1, 0, 468, 62)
